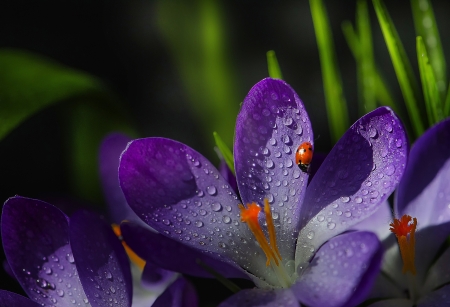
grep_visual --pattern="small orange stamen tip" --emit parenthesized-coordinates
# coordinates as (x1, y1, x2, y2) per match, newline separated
(239, 200, 282, 267)
(389, 215, 417, 275)
(111, 223, 146, 270)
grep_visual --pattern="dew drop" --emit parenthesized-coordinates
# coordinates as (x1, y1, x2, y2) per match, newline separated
(218, 242, 227, 248)
(104, 271, 113, 280)
(222, 216, 231, 224)
(368, 127, 377, 138)
(269, 138, 277, 146)
(211, 203, 222, 212)
(57, 289, 64, 297)
(344, 211, 352, 218)
(355, 197, 363, 204)
(195, 221, 204, 228)
(385, 164, 396, 176)
(341, 196, 350, 203)
(327, 222, 336, 230)
(266, 159, 274, 168)
(395, 138, 403, 148)
(207, 186, 217, 196)
(307, 231, 315, 240)
(317, 215, 325, 222)
(384, 123, 393, 132)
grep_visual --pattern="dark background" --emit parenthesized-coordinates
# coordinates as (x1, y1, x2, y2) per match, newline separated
(0, 1, 449, 306)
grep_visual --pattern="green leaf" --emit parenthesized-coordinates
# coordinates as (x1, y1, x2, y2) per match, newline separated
(411, 0, 447, 98)
(157, 0, 239, 155)
(0, 49, 135, 203)
(373, 0, 425, 138)
(310, 0, 349, 144)
(417, 36, 444, 124)
(213, 131, 234, 175)
(0, 49, 105, 141)
(444, 83, 450, 116)
(266, 50, 283, 80)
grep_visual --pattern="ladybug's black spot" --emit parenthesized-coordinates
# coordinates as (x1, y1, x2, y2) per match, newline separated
(298, 163, 309, 173)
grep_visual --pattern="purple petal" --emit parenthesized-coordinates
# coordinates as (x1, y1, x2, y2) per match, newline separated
(217, 288, 299, 307)
(69, 210, 132, 307)
(120, 221, 247, 279)
(417, 284, 450, 306)
(141, 261, 176, 291)
(423, 245, 450, 294)
(234, 78, 313, 259)
(352, 200, 393, 241)
(119, 137, 275, 283)
(218, 159, 238, 195)
(296, 107, 407, 264)
(292, 231, 383, 307)
(396, 118, 450, 229)
(1, 196, 89, 306)
(99, 132, 138, 223)
(152, 277, 198, 307)
(0, 290, 41, 307)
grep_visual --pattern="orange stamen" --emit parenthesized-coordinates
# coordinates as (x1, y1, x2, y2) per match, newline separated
(389, 215, 417, 275)
(112, 223, 146, 270)
(238, 200, 282, 266)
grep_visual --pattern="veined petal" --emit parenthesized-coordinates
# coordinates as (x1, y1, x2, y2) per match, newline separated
(0, 290, 41, 307)
(99, 133, 138, 224)
(422, 245, 450, 295)
(352, 200, 393, 241)
(120, 221, 247, 279)
(69, 210, 132, 307)
(296, 107, 407, 265)
(217, 288, 299, 307)
(234, 78, 313, 260)
(1, 196, 90, 307)
(396, 118, 450, 229)
(119, 138, 276, 284)
(152, 277, 198, 307)
(417, 284, 450, 306)
(292, 231, 383, 307)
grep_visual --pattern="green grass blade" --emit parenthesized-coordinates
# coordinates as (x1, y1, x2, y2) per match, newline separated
(373, 0, 425, 138)
(310, 0, 349, 143)
(444, 83, 450, 116)
(356, 0, 377, 113)
(417, 36, 444, 124)
(411, 0, 447, 98)
(266, 50, 283, 80)
(213, 131, 234, 174)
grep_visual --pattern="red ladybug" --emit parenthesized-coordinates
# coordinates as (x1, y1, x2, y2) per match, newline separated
(295, 142, 313, 173)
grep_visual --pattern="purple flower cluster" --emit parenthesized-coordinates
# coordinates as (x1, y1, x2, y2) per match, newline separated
(117, 78, 408, 307)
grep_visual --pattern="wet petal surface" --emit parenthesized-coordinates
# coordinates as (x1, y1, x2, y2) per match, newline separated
(1, 196, 90, 307)
(0, 290, 41, 307)
(69, 210, 132, 307)
(120, 221, 246, 279)
(296, 107, 407, 264)
(119, 138, 277, 284)
(234, 78, 313, 260)
(396, 118, 450, 228)
(217, 288, 299, 307)
(352, 200, 393, 241)
(292, 231, 383, 307)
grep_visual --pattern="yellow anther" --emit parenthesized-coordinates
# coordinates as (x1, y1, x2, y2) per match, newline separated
(112, 223, 146, 270)
(239, 200, 281, 266)
(389, 215, 417, 275)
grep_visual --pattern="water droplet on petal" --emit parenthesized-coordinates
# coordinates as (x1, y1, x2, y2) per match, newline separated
(222, 216, 231, 224)
(195, 221, 204, 228)
(207, 186, 217, 196)
(327, 222, 336, 230)
(307, 231, 315, 239)
(211, 202, 222, 212)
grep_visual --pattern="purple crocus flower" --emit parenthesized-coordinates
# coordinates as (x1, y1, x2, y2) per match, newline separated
(359, 118, 450, 306)
(1, 196, 133, 307)
(118, 78, 408, 307)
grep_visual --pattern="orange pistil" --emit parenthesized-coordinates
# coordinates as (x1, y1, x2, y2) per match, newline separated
(389, 215, 417, 275)
(112, 223, 146, 270)
(238, 199, 282, 266)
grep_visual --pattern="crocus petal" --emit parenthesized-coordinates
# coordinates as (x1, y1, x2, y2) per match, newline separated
(351, 200, 393, 241)
(417, 284, 450, 307)
(218, 159, 238, 195)
(296, 107, 407, 265)
(119, 137, 279, 284)
(292, 231, 383, 307)
(1, 196, 89, 307)
(152, 277, 198, 307)
(234, 78, 313, 260)
(396, 118, 450, 228)
(120, 221, 247, 279)
(422, 238, 450, 294)
(0, 290, 41, 307)
(141, 262, 176, 291)
(99, 132, 138, 223)
(217, 288, 299, 307)
(69, 210, 132, 307)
